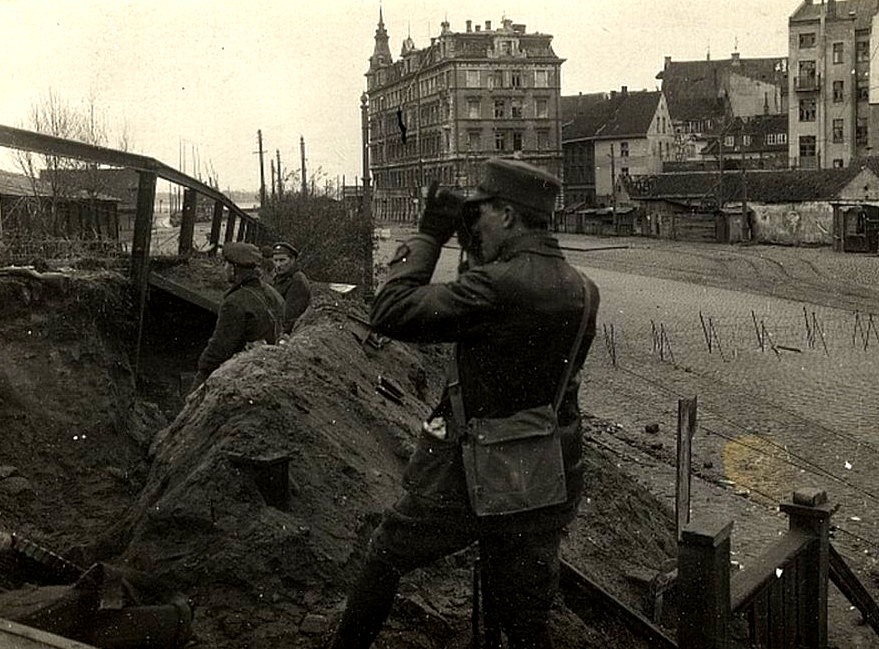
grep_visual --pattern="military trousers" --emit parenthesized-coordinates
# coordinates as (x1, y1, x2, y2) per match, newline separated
(330, 492, 562, 649)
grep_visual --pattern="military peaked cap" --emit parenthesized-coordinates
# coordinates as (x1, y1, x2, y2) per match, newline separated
(465, 157, 561, 215)
(222, 242, 262, 267)
(272, 241, 300, 257)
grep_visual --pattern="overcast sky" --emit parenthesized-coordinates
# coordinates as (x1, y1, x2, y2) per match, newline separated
(1, 0, 796, 193)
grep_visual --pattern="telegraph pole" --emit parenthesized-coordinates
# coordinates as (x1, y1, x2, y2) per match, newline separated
(300, 136, 307, 198)
(276, 149, 283, 197)
(255, 129, 267, 208)
(610, 144, 618, 234)
(361, 92, 374, 294)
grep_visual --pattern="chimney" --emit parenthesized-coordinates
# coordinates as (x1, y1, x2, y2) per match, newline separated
(731, 52, 741, 65)
(610, 90, 617, 99)
(475, 24, 480, 31)
(664, 55, 672, 69)
(485, 20, 492, 31)
(621, 85, 628, 96)
(466, 19, 472, 32)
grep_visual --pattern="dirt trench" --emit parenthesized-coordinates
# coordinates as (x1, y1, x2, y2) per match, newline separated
(0, 266, 681, 648)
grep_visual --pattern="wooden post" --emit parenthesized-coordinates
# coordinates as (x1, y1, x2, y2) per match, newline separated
(224, 210, 236, 245)
(131, 171, 156, 388)
(208, 200, 224, 255)
(780, 488, 833, 648)
(178, 188, 197, 257)
(678, 520, 733, 649)
(131, 172, 156, 290)
(676, 396, 698, 540)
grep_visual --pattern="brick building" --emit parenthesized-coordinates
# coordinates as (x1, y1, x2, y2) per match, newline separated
(365, 10, 564, 222)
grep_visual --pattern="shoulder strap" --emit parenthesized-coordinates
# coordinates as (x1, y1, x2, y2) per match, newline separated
(552, 282, 591, 414)
(447, 281, 590, 427)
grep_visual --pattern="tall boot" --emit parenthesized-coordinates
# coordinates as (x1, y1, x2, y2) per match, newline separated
(328, 558, 401, 649)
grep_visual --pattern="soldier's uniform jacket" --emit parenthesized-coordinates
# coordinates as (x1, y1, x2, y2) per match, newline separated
(195, 270, 285, 384)
(370, 232, 600, 525)
(273, 265, 312, 333)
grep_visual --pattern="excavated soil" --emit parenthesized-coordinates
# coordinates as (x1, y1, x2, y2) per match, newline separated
(0, 262, 680, 648)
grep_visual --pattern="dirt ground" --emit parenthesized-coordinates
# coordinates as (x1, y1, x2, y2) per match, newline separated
(0, 256, 678, 649)
(2, 230, 879, 648)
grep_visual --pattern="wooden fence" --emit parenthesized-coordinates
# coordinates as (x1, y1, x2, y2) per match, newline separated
(678, 488, 843, 648)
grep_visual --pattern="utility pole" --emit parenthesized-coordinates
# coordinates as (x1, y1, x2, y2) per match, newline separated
(360, 92, 374, 294)
(276, 149, 283, 197)
(300, 135, 307, 197)
(610, 144, 618, 234)
(255, 129, 267, 208)
(270, 159, 276, 201)
(741, 121, 749, 242)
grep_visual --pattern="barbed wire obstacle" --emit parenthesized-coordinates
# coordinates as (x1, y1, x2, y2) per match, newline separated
(698, 311, 727, 361)
(802, 306, 829, 356)
(851, 311, 879, 351)
(751, 310, 780, 358)
(603, 323, 618, 368)
(651, 320, 675, 364)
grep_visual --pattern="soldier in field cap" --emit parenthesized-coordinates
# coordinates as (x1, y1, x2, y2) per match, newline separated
(329, 158, 600, 648)
(271, 240, 312, 333)
(190, 242, 285, 391)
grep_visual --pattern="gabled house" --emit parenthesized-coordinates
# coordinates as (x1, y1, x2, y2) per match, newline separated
(698, 114, 789, 170)
(657, 53, 788, 163)
(561, 87, 673, 208)
(623, 161, 879, 245)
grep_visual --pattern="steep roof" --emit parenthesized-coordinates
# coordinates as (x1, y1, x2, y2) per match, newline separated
(625, 167, 867, 203)
(561, 90, 661, 141)
(657, 57, 784, 123)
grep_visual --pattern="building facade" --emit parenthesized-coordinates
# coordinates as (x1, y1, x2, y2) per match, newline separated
(788, 0, 879, 169)
(657, 53, 788, 163)
(562, 89, 674, 207)
(365, 11, 564, 222)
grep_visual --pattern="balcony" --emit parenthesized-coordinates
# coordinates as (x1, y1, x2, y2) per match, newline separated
(795, 75, 820, 92)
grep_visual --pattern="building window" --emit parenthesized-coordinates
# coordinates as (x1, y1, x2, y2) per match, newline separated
(799, 98, 817, 122)
(724, 135, 735, 147)
(619, 141, 629, 157)
(534, 69, 548, 88)
(494, 99, 505, 119)
(488, 71, 502, 89)
(833, 158, 845, 168)
(537, 130, 550, 150)
(500, 40, 512, 55)
(832, 118, 845, 143)
(799, 32, 816, 48)
(620, 167, 629, 177)
(833, 42, 844, 64)
(468, 131, 481, 151)
(767, 133, 777, 145)
(857, 40, 870, 62)
(510, 70, 522, 88)
(468, 98, 480, 119)
(797, 60, 816, 89)
(833, 80, 845, 103)
(799, 135, 816, 158)
(495, 132, 506, 151)
(778, 133, 787, 144)
(511, 100, 523, 119)
(466, 70, 480, 88)
(536, 98, 548, 118)
(512, 132, 523, 151)
(857, 118, 868, 145)
(743, 135, 752, 147)
(858, 83, 870, 101)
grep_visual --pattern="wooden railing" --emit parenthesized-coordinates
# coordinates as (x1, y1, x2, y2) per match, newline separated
(678, 488, 834, 648)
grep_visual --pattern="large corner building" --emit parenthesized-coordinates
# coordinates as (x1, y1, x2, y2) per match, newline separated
(365, 11, 564, 222)
(788, 0, 879, 169)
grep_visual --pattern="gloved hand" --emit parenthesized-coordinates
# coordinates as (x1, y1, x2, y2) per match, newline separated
(418, 180, 464, 245)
